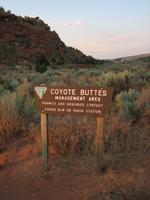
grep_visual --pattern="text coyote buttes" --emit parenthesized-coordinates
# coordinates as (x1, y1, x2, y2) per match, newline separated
(49, 88, 107, 96)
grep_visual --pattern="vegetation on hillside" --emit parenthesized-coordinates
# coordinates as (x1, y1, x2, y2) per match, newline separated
(0, 7, 102, 67)
(0, 57, 149, 161)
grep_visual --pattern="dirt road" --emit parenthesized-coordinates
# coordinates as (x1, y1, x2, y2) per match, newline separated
(0, 137, 149, 200)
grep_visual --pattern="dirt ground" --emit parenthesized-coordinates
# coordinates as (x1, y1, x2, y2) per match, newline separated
(0, 137, 150, 200)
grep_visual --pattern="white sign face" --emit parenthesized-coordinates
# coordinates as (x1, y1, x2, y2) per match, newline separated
(35, 86, 47, 99)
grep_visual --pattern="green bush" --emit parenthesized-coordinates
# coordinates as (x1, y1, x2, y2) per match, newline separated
(0, 84, 5, 94)
(3, 80, 19, 91)
(115, 89, 140, 119)
(35, 55, 49, 73)
(96, 70, 131, 92)
(35, 63, 47, 73)
(130, 67, 150, 89)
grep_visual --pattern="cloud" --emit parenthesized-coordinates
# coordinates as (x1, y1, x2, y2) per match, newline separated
(108, 34, 131, 41)
(115, 34, 130, 40)
(63, 20, 82, 27)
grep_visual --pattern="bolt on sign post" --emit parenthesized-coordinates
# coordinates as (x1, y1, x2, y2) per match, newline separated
(35, 86, 114, 171)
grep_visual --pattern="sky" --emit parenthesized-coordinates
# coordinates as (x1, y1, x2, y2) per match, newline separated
(0, 0, 150, 59)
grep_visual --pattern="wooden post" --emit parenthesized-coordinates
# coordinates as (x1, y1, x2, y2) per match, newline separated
(41, 112, 48, 170)
(95, 117, 104, 172)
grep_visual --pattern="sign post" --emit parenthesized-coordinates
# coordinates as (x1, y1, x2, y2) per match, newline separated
(35, 86, 113, 171)
(41, 112, 48, 170)
(96, 117, 104, 172)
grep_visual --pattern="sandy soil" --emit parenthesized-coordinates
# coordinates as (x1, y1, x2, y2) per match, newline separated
(0, 137, 150, 200)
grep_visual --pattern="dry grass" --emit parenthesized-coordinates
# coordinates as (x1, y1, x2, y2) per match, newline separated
(0, 92, 24, 144)
(137, 86, 150, 108)
(0, 81, 36, 144)
(48, 116, 95, 156)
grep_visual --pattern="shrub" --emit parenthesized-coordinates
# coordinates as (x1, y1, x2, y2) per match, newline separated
(35, 55, 49, 73)
(0, 82, 36, 144)
(35, 63, 47, 73)
(0, 84, 5, 94)
(96, 70, 131, 93)
(130, 67, 150, 89)
(138, 86, 150, 110)
(115, 89, 140, 119)
(3, 80, 19, 91)
(0, 7, 5, 13)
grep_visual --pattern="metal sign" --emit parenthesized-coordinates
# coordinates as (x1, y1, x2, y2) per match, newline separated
(35, 86, 47, 99)
(35, 86, 114, 117)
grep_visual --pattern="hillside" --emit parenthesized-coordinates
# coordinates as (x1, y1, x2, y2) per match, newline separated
(115, 53, 150, 62)
(0, 8, 96, 66)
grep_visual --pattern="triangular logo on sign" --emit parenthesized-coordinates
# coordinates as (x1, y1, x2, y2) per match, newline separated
(35, 87, 47, 99)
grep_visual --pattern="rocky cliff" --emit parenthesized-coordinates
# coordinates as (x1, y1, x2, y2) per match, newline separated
(0, 8, 95, 66)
